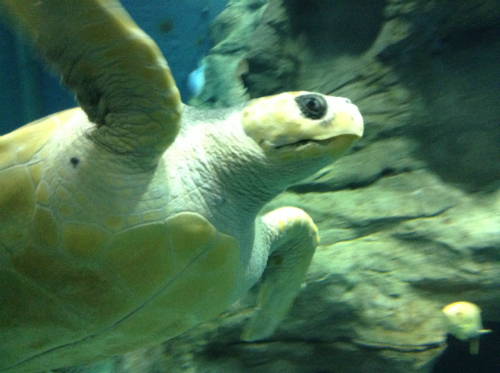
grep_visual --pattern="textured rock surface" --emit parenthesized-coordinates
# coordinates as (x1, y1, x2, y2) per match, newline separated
(120, 0, 500, 372)
(197, 0, 500, 191)
(114, 176, 499, 373)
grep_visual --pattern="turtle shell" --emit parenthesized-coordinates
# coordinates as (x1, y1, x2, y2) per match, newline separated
(0, 114, 240, 371)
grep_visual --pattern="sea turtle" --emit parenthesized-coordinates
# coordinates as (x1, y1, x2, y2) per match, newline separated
(442, 301, 492, 354)
(0, 1, 363, 372)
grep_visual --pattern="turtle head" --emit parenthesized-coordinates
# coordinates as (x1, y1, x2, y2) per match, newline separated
(241, 92, 363, 165)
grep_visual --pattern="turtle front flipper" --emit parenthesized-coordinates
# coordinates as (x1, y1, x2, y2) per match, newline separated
(2, 0, 182, 162)
(242, 207, 318, 341)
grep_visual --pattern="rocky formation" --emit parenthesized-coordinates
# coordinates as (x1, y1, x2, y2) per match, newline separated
(119, 0, 500, 372)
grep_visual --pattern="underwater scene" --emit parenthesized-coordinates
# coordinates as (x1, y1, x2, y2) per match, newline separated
(0, 0, 499, 372)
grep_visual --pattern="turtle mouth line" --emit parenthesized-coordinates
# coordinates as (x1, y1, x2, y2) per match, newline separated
(274, 134, 360, 150)
(274, 139, 314, 150)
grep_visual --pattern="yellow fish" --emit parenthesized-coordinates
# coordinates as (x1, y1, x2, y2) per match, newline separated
(442, 301, 492, 354)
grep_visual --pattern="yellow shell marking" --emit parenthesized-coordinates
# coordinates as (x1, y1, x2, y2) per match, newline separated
(2, 209, 241, 371)
(61, 223, 110, 261)
(32, 207, 59, 249)
(0, 166, 35, 229)
(0, 114, 62, 246)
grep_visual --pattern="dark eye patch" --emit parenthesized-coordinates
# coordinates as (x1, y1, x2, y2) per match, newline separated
(295, 94, 327, 120)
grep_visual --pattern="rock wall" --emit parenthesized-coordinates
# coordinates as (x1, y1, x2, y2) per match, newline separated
(120, 1, 500, 372)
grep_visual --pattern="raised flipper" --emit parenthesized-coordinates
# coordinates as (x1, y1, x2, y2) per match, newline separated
(2, 0, 182, 162)
(242, 207, 318, 341)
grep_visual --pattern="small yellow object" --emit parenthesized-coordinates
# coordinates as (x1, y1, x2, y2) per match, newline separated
(442, 301, 492, 354)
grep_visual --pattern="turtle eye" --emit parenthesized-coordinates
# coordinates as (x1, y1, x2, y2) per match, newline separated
(295, 94, 327, 120)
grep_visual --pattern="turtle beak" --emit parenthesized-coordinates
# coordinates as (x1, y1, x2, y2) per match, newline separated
(320, 133, 361, 160)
